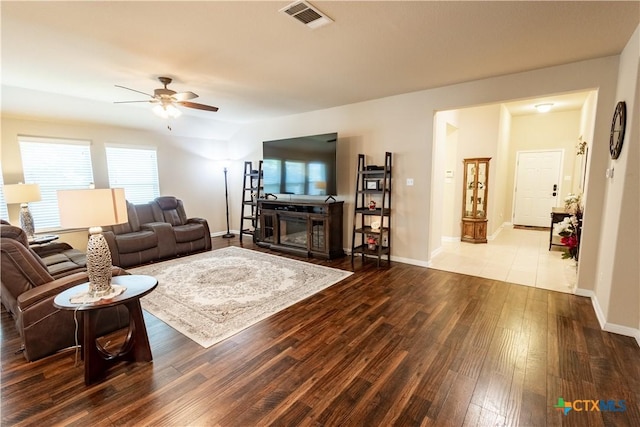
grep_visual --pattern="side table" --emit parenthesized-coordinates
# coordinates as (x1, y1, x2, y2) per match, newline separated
(54, 275, 158, 385)
(549, 208, 571, 250)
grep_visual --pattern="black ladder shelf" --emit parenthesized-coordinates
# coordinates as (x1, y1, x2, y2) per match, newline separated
(351, 152, 392, 267)
(240, 160, 263, 243)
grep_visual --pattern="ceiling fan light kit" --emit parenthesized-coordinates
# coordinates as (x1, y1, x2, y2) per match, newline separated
(153, 103, 182, 119)
(115, 77, 219, 120)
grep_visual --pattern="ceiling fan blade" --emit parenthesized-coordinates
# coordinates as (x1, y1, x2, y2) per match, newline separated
(115, 85, 154, 98)
(113, 100, 153, 104)
(178, 101, 219, 112)
(173, 91, 198, 102)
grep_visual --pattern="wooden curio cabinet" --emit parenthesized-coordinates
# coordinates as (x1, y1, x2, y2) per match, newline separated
(461, 157, 490, 243)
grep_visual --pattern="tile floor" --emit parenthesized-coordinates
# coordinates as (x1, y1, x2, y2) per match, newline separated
(429, 225, 576, 294)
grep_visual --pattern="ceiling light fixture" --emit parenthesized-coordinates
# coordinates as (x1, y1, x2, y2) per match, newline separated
(153, 103, 182, 119)
(535, 103, 553, 113)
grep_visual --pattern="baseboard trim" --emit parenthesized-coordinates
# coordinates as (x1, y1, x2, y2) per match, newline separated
(576, 287, 640, 347)
(391, 255, 430, 268)
(430, 246, 443, 260)
(343, 249, 431, 268)
(211, 229, 240, 238)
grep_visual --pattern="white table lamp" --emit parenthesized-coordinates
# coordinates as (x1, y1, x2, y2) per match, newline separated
(4, 183, 41, 238)
(58, 188, 128, 297)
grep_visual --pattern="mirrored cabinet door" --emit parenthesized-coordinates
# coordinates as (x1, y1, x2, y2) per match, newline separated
(465, 162, 475, 217)
(476, 162, 487, 218)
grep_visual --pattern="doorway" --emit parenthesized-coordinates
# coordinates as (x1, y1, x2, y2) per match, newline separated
(512, 150, 563, 227)
(428, 90, 597, 291)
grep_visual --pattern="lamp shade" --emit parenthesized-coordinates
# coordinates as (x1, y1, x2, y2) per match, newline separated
(4, 183, 41, 204)
(58, 188, 128, 228)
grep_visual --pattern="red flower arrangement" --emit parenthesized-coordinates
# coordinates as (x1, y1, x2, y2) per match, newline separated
(555, 216, 580, 260)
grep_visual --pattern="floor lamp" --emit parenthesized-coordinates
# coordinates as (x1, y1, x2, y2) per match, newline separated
(223, 166, 234, 238)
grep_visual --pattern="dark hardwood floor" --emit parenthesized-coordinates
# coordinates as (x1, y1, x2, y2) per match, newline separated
(2, 237, 639, 426)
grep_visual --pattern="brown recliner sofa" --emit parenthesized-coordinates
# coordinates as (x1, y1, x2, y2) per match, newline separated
(0, 221, 129, 361)
(102, 196, 211, 268)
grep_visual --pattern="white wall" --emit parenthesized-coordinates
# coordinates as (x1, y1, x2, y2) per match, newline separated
(495, 105, 512, 228)
(589, 25, 639, 337)
(457, 105, 500, 236)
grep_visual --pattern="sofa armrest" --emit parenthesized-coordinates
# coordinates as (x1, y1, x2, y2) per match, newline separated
(17, 267, 129, 311)
(187, 217, 212, 250)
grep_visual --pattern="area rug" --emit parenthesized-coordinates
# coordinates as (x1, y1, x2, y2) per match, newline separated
(129, 246, 352, 348)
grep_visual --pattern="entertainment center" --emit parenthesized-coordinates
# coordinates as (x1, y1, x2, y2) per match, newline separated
(256, 199, 344, 259)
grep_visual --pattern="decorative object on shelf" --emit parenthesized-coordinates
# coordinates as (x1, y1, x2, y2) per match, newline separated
(461, 157, 490, 243)
(222, 160, 234, 239)
(367, 235, 378, 250)
(371, 220, 381, 231)
(368, 200, 377, 210)
(3, 182, 41, 239)
(58, 188, 128, 297)
(609, 101, 626, 160)
(366, 180, 380, 190)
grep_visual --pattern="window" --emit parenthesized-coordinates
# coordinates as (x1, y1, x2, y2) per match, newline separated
(263, 159, 282, 195)
(284, 161, 305, 194)
(105, 145, 160, 204)
(307, 162, 327, 195)
(263, 159, 329, 195)
(19, 137, 94, 229)
(0, 168, 9, 222)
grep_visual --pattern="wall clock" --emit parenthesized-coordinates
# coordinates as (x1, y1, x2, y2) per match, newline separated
(609, 101, 626, 159)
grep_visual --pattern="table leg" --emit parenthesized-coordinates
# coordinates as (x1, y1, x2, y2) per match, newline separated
(82, 299, 153, 385)
(123, 299, 152, 362)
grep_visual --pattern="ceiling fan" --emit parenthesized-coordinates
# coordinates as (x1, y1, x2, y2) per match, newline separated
(115, 76, 219, 118)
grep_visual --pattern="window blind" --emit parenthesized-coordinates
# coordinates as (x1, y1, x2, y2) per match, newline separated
(105, 145, 160, 204)
(19, 137, 94, 230)
(0, 169, 9, 222)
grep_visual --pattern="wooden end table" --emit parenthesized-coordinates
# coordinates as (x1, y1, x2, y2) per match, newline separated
(54, 274, 158, 385)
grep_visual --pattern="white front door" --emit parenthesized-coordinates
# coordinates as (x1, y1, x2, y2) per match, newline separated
(513, 150, 563, 227)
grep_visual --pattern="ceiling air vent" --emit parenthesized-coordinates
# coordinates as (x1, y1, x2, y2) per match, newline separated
(280, 1, 333, 29)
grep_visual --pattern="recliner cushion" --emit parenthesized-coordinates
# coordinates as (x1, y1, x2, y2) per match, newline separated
(174, 224, 205, 243)
(115, 230, 157, 254)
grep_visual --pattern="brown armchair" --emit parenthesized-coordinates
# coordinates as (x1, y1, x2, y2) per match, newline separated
(1, 222, 129, 361)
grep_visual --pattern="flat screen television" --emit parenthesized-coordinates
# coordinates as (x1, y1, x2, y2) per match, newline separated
(262, 132, 337, 197)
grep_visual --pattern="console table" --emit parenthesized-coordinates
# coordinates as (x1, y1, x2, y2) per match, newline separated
(256, 199, 344, 259)
(549, 208, 571, 250)
(54, 275, 157, 385)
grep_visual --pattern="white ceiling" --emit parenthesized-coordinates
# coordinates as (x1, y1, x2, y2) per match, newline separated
(2, 1, 638, 139)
